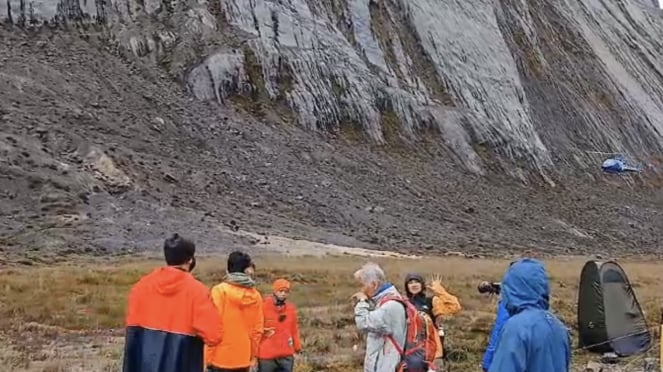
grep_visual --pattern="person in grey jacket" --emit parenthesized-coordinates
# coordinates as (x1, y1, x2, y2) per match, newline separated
(352, 262, 407, 372)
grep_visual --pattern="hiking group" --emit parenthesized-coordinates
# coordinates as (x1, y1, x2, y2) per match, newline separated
(123, 234, 300, 372)
(122, 234, 571, 372)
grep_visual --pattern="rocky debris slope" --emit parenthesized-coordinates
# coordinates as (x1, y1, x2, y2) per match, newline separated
(0, 28, 662, 261)
(4, 0, 663, 180)
(2, 0, 663, 259)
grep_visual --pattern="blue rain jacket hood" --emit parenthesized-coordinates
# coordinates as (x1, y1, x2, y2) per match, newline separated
(501, 258, 549, 315)
(488, 258, 571, 372)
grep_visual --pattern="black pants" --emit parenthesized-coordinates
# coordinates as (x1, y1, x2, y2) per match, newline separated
(441, 336, 447, 360)
(258, 356, 294, 372)
(207, 367, 250, 372)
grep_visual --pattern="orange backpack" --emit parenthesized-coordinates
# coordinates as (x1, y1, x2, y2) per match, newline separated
(378, 295, 439, 372)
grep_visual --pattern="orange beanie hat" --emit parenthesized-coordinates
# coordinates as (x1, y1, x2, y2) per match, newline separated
(272, 278, 291, 292)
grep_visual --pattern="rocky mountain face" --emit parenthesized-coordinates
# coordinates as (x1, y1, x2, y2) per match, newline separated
(1, 0, 663, 260)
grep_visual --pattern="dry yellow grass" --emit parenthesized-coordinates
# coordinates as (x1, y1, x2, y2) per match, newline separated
(0, 254, 662, 371)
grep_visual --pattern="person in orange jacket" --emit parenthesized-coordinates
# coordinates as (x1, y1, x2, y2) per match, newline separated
(122, 234, 222, 372)
(205, 251, 264, 372)
(257, 279, 302, 372)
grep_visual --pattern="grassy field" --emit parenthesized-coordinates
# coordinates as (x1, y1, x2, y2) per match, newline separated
(0, 253, 661, 371)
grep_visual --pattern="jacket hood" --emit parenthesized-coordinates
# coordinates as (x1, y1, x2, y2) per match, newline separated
(220, 275, 261, 308)
(501, 258, 550, 315)
(372, 283, 400, 302)
(404, 273, 425, 297)
(145, 266, 191, 296)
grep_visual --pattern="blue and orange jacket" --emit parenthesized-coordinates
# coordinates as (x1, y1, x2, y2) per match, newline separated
(122, 266, 222, 372)
(257, 296, 302, 360)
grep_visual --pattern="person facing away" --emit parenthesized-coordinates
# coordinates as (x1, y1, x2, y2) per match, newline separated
(404, 273, 461, 360)
(122, 234, 222, 372)
(482, 255, 546, 371)
(257, 279, 302, 372)
(352, 262, 407, 372)
(481, 299, 509, 372)
(481, 261, 515, 372)
(488, 258, 571, 372)
(205, 251, 264, 372)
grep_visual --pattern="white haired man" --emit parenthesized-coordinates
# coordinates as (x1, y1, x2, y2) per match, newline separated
(352, 262, 407, 372)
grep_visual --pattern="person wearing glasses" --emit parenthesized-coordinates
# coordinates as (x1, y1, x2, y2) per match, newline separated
(256, 279, 302, 372)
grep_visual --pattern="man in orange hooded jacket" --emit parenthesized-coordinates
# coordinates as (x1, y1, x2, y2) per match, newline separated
(122, 234, 222, 372)
(205, 251, 264, 372)
(257, 279, 302, 372)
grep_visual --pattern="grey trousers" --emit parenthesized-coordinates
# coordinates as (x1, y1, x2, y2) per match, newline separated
(257, 356, 294, 372)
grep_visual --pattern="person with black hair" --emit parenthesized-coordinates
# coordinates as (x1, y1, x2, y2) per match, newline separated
(404, 273, 461, 365)
(205, 251, 264, 372)
(122, 234, 222, 372)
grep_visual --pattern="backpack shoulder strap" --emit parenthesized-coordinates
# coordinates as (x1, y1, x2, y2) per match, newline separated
(377, 294, 405, 306)
(385, 334, 405, 355)
(377, 294, 408, 356)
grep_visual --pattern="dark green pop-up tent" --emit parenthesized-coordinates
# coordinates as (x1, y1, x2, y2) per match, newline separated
(577, 260, 651, 356)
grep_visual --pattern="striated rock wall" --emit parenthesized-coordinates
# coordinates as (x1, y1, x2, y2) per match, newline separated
(3, 0, 663, 180)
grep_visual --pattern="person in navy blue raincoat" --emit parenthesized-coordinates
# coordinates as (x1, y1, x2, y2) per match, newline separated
(481, 299, 509, 371)
(488, 258, 571, 372)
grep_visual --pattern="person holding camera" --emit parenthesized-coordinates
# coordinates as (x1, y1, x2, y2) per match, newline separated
(486, 258, 571, 372)
(256, 279, 302, 372)
(478, 281, 509, 372)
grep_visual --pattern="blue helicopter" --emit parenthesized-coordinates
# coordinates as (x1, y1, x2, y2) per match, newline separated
(586, 151, 650, 174)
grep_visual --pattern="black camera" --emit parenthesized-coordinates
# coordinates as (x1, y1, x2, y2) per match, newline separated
(478, 281, 501, 295)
